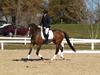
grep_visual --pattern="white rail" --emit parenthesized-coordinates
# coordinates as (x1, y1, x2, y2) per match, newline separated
(0, 37, 30, 50)
(0, 37, 100, 50)
(64, 38, 100, 50)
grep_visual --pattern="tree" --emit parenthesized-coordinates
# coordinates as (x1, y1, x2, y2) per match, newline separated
(48, 0, 88, 24)
(1, 0, 43, 27)
(95, 0, 100, 20)
(86, 0, 100, 39)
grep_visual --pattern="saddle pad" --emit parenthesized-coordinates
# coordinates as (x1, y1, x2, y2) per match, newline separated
(41, 30, 53, 40)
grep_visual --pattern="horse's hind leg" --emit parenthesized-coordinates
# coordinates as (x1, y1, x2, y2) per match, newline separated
(58, 41, 65, 59)
(36, 45, 43, 60)
(51, 44, 60, 60)
(59, 45, 65, 59)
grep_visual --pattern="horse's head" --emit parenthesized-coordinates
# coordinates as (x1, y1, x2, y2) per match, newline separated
(28, 23, 40, 36)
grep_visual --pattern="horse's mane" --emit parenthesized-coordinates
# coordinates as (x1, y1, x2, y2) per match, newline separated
(28, 23, 41, 36)
(28, 23, 39, 29)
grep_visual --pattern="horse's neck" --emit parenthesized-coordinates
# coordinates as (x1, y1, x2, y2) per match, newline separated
(30, 27, 40, 36)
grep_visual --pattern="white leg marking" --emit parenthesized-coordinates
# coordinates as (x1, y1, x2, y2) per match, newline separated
(27, 55, 30, 59)
(60, 52, 64, 58)
(38, 54, 43, 58)
(45, 28, 49, 34)
(58, 50, 61, 55)
(51, 55, 57, 61)
(61, 41, 64, 48)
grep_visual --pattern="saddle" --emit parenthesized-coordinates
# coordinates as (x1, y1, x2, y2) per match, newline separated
(41, 29, 53, 40)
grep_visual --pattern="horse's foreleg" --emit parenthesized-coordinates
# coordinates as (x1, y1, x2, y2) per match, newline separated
(36, 45, 43, 60)
(27, 44, 33, 59)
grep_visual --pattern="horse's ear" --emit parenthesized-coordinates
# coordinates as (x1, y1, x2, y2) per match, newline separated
(28, 23, 31, 27)
(28, 23, 37, 29)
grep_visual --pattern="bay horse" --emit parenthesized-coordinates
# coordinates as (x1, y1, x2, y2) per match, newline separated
(26, 23, 76, 60)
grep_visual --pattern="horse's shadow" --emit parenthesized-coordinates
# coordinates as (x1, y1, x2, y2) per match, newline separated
(12, 58, 71, 62)
(12, 58, 50, 62)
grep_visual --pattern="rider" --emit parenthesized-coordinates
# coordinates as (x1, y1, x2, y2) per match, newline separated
(40, 10, 51, 44)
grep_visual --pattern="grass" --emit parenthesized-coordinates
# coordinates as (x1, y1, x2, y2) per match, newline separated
(51, 24, 100, 38)
(2, 43, 100, 50)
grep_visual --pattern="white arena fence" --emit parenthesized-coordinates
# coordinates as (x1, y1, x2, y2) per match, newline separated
(0, 37, 100, 51)
(0, 37, 30, 50)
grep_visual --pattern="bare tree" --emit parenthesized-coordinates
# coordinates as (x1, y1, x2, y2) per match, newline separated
(1, 0, 42, 27)
(86, 0, 100, 39)
(49, 0, 88, 23)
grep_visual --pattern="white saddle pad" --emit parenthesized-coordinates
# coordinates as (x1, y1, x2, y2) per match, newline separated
(41, 30, 53, 40)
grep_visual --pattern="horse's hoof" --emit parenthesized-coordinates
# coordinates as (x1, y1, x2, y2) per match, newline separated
(62, 58, 65, 60)
(51, 58, 54, 61)
(40, 57, 44, 60)
(60, 56, 65, 60)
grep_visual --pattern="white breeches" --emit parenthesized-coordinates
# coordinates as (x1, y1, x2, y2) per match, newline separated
(45, 28, 49, 35)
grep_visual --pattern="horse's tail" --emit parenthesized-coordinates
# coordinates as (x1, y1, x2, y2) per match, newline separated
(63, 32, 76, 52)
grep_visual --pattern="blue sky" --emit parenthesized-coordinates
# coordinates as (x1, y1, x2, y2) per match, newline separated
(86, 0, 99, 11)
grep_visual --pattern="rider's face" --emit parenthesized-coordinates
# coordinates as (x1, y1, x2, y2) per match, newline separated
(44, 13, 47, 17)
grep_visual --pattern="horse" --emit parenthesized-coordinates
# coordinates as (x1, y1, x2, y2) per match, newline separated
(26, 23, 76, 60)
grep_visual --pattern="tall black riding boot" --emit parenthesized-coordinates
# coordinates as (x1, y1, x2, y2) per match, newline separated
(44, 34, 49, 44)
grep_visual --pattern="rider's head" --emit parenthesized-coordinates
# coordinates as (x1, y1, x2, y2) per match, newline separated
(43, 10, 48, 14)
